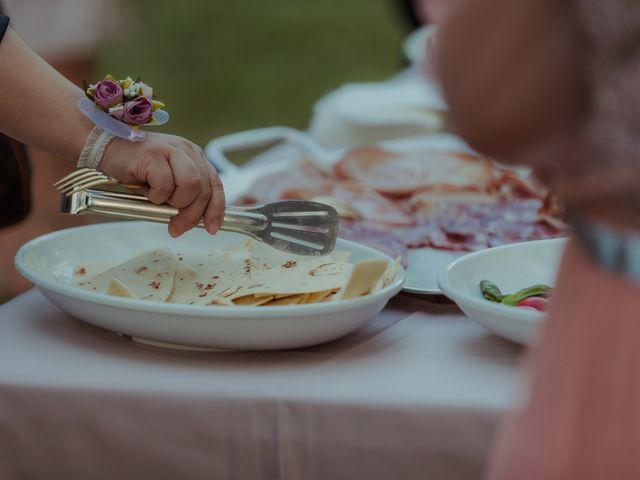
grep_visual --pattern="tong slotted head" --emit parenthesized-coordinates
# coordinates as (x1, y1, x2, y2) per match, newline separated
(56, 170, 338, 256)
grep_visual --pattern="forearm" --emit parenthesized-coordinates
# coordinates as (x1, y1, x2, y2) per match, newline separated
(0, 28, 92, 161)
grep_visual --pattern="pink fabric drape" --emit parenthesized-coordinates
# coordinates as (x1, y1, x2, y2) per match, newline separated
(488, 240, 640, 478)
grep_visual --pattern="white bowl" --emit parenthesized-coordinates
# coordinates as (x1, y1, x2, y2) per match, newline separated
(437, 238, 566, 346)
(15, 222, 404, 350)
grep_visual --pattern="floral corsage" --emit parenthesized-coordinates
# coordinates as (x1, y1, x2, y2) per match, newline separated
(76, 74, 169, 142)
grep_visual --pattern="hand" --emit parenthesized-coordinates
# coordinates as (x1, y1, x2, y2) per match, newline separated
(99, 132, 225, 237)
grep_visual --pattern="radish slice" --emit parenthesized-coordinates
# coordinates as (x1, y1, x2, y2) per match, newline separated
(517, 297, 549, 312)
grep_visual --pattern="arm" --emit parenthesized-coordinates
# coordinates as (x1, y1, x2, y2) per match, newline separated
(0, 28, 92, 160)
(0, 27, 225, 237)
(437, 0, 586, 159)
(438, 0, 640, 231)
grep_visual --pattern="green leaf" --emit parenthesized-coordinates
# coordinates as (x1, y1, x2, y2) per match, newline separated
(480, 279, 504, 303)
(501, 284, 552, 305)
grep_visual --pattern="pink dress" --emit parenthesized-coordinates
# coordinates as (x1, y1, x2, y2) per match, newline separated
(488, 1, 640, 477)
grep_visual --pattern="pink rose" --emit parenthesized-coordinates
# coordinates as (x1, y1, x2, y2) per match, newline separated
(122, 96, 153, 125)
(93, 80, 123, 108)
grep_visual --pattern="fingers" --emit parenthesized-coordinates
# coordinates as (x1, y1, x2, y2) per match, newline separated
(144, 158, 174, 204)
(203, 160, 226, 234)
(165, 149, 200, 209)
(166, 146, 216, 237)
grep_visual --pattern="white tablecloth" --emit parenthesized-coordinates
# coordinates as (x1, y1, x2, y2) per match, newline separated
(0, 289, 523, 480)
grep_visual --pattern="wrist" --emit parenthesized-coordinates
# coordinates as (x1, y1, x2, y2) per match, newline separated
(97, 135, 124, 174)
(77, 125, 115, 170)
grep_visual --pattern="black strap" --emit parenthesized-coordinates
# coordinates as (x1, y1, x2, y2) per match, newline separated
(0, 133, 31, 228)
(0, 15, 8, 43)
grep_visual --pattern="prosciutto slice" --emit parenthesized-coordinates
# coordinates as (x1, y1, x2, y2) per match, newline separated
(334, 148, 495, 196)
(236, 161, 334, 205)
(325, 183, 413, 226)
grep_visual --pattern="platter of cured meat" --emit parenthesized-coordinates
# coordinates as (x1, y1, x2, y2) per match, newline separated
(207, 128, 566, 294)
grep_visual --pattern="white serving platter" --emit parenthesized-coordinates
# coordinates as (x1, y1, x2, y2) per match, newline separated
(15, 222, 404, 351)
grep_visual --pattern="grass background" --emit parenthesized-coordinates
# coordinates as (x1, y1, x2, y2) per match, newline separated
(94, 0, 411, 150)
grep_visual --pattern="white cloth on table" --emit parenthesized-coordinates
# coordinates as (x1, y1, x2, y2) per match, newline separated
(0, 289, 523, 480)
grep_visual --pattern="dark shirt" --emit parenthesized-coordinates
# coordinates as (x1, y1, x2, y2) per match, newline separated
(0, 15, 8, 43)
(0, 15, 31, 228)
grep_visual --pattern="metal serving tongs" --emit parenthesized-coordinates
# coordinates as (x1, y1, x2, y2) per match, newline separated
(54, 168, 338, 256)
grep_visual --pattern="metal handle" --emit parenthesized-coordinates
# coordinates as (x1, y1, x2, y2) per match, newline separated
(61, 189, 267, 232)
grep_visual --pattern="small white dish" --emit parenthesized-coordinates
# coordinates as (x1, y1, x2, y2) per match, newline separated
(437, 238, 566, 345)
(15, 222, 404, 351)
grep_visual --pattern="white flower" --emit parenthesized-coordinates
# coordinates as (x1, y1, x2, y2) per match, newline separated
(123, 81, 148, 99)
(124, 87, 137, 98)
